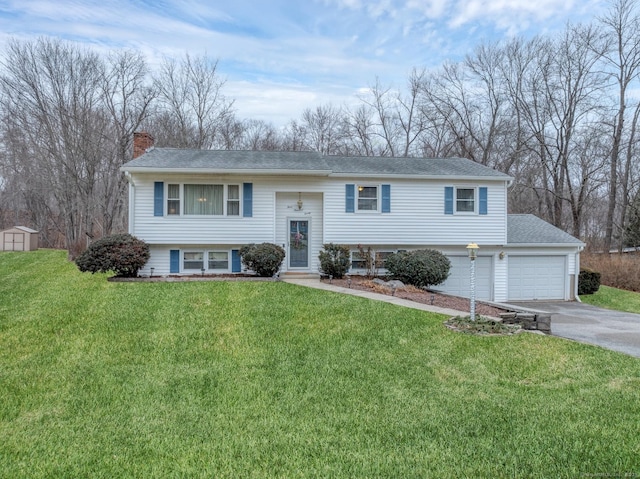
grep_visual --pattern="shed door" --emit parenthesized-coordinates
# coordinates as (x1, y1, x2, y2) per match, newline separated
(4, 233, 25, 251)
(508, 256, 566, 300)
(438, 256, 493, 300)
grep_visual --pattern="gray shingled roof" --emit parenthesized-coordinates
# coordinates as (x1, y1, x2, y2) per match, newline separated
(325, 156, 510, 178)
(123, 149, 330, 172)
(122, 148, 512, 179)
(508, 214, 584, 245)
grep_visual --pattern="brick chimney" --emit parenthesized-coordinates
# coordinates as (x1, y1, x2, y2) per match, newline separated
(133, 131, 154, 159)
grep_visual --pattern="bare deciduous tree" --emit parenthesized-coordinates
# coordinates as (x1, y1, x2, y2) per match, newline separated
(598, 0, 640, 251)
(153, 53, 234, 149)
(0, 38, 108, 255)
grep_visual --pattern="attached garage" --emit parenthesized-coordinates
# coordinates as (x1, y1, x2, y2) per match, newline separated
(438, 255, 493, 300)
(1, 226, 39, 251)
(508, 255, 566, 300)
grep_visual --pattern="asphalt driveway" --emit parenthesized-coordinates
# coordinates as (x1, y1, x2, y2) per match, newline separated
(508, 301, 640, 358)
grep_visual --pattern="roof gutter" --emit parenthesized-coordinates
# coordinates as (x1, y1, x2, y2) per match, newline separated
(328, 173, 514, 181)
(120, 167, 333, 176)
(505, 242, 586, 248)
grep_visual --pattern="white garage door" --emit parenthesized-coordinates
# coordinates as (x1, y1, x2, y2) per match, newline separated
(508, 256, 566, 300)
(438, 256, 492, 300)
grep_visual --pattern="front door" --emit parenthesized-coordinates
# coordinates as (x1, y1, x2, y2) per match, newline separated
(289, 219, 309, 269)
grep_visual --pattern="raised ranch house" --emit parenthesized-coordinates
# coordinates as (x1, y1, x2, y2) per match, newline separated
(121, 132, 584, 302)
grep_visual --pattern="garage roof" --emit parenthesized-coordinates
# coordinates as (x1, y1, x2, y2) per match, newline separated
(508, 214, 584, 245)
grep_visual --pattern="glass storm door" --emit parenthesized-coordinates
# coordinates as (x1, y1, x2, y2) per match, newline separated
(289, 220, 309, 268)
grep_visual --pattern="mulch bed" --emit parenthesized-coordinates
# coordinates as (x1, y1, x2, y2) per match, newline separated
(322, 277, 510, 318)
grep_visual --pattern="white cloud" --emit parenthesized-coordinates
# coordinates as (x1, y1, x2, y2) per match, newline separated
(0, 0, 612, 124)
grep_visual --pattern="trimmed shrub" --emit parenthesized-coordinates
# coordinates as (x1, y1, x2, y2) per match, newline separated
(385, 249, 451, 288)
(319, 243, 351, 278)
(578, 268, 601, 295)
(75, 234, 150, 277)
(240, 243, 285, 277)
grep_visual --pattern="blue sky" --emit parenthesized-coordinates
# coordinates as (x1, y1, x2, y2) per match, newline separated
(0, 0, 607, 125)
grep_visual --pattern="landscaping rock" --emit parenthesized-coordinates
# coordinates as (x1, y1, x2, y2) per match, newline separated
(500, 311, 552, 334)
(372, 278, 405, 290)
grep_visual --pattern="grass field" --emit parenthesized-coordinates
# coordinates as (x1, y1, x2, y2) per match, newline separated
(580, 284, 640, 314)
(1, 250, 640, 478)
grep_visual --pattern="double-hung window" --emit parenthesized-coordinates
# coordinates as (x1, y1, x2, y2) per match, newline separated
(375, 251, 394, 269)
(346, 184, 390, 213)
(445, 186, 487, 215)
(167, 184, 180, 215)
(208, 251, 229, 270)
(456, 188, 475, 213)
(357, 185, 378, 211)
(227, 185, 240, 216)
(183, 252, 204, 270)
(183, 251, 230, 271)
(351, 251, 369, 270)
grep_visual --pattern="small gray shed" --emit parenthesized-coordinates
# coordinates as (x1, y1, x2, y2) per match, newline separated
(1, 226, 39, 251)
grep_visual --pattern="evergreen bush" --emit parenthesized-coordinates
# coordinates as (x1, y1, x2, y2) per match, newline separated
(240, 243, 285, 277)
(385, 249, 451, 288)
(318, 243, 351, 278)
(578, 268, 601, 295)
(75, 234, 150, 277)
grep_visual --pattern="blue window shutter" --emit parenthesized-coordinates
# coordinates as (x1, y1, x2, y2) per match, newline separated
(479, 187, 488, 215)
(154, 182, 164, 216)
(381, 184, 391, 213)
(169, 249, 179, 273)
(243, 183, 253, 217)
(346, 184, 355, 213)
(231, 249, 241, 272)
(444, 187, 454, 215)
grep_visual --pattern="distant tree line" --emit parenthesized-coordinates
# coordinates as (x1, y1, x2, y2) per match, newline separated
(1, 0, 640, 255)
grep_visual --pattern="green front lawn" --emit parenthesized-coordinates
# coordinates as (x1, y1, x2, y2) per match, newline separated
(580, 285, 640, 314)
(1, 250, 639, 478)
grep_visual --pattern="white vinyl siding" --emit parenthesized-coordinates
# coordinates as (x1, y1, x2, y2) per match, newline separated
(132, 176, 507, 249)
(131, 175, 272, 245)
(323, 179, 507, 246)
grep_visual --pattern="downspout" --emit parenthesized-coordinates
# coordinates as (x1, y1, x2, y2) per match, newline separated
(575, 246, 584, 302)
(125, 172, 135, 234)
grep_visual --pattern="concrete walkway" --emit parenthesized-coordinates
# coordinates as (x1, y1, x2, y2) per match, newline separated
(281, 277, 466, 317)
